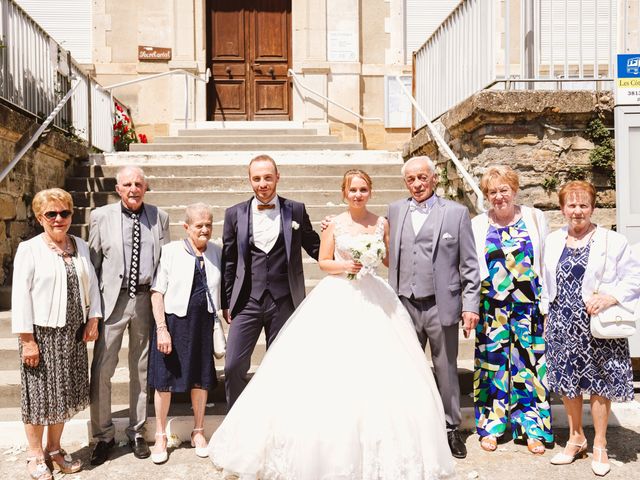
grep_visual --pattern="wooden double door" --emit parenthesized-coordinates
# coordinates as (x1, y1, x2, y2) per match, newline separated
(206, 0, 292, 121)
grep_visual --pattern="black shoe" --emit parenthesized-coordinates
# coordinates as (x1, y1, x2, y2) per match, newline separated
(90, 439, 115, 466)
(447, 429, 467, 459)
(129, 437, 151, 459)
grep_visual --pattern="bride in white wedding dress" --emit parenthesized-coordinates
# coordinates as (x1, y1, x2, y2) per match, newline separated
(208, 170, 456, 480)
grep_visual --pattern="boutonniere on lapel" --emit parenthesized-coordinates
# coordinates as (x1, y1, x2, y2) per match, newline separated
(291, 221, 300, 230)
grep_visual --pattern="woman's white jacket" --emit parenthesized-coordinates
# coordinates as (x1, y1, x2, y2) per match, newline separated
(541, 226, 640, 314)
(12, 234, 102, 333)
(152, 240, 222, 317)
(472, 206, 548, 307)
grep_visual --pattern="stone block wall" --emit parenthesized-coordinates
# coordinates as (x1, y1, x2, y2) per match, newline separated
(404, 90, 616, 230)
(0, 103, 88, 304)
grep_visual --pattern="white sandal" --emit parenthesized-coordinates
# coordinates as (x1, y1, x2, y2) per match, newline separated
(592, 446, 611, 476)
(550, 438, 588, 465)
(191, 428, 208, 458)
(151, 433, 168, 464)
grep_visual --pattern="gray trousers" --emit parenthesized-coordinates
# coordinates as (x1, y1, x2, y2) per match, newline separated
(400, 295, 461, 429)
(224, 292, 295, 409)
(90, 290, 152, 442)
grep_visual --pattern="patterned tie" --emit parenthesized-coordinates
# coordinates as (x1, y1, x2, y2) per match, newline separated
(129, 212, 140, 298)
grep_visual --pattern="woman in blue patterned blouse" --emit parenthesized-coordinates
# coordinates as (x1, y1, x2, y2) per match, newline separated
(543, 181, 640, 476)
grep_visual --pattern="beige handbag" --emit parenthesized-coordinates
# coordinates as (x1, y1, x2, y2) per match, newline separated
(590, 230, 637, 339)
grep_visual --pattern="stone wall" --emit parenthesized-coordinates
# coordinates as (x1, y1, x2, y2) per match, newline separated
(0, 103, 88, 305)
(404, 90, 616, 229)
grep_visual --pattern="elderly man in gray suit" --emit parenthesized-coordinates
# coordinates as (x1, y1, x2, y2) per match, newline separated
(387, 155, 480, 459)
(88, 166, 170, 465)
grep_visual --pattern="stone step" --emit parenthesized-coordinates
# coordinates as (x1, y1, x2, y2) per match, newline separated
(75, 163, 403, 177)
(89, 150, 403, 166)
(177, 128, 318, 136)
(70, 205, 391, 224)
(65, 175, 406, 193)
(129, 142, 363, 152)
(156, 135, 339, 144)
(70, 190, 405, 208)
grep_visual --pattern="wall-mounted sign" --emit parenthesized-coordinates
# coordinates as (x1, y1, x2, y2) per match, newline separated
(384, 75, 412, 128)
(616, 53, 640, 105)
(327, 31, 358, 62)
(138, 46, 172, 61)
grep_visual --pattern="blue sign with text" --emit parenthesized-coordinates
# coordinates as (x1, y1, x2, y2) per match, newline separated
(618, 54, 640, 78)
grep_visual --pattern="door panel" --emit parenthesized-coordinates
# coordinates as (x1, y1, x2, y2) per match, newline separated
(207, 0, 291, 121)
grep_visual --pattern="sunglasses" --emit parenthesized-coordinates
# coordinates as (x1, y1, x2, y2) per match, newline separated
(43, 210, 72, 220)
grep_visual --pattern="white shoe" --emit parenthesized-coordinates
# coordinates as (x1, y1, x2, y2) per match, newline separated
(591, 446, 611, 476)
(550, 438, 588, 465)
(191, 428, 208, 458)
(151, 433, 168, 464)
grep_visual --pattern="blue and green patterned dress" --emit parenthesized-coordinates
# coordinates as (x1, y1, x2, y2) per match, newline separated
(474, 218, 553, 443)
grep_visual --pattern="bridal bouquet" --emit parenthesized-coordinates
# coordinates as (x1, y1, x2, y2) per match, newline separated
(348, 235, 386, 280)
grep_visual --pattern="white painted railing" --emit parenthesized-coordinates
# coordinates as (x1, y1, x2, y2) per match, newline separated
(288, 69, 381, 143)
(413, 0, 617, 126)
(0, 0, 116, 152)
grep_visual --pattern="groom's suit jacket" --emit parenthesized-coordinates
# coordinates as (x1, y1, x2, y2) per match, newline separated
(387, 195, 480, 326)
(222, 196, 320, 317)
(88, 201, 170, 320)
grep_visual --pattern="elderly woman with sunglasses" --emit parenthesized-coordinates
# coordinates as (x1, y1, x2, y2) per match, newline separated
(12, 188, 101, 480)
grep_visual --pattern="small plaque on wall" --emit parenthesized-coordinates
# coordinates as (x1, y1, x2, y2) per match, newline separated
(138, 46, 172, 61)
(384, 75, 412, 128)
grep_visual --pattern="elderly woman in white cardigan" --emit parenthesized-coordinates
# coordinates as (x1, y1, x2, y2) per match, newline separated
(470, 165, 552, 455)
(148, 203, 222, 464)
(12, 188, 101, 480)
(543, 180, 640, 476)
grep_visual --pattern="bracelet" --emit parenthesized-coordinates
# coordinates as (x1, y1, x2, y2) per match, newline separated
(156, 324, 168, 331)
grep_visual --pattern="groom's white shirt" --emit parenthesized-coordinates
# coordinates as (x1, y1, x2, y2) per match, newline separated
(252, 196, 281, 253)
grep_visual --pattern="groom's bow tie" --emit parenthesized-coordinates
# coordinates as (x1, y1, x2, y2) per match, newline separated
(257, 203, 275, 211)
(410, 202, 429, 213)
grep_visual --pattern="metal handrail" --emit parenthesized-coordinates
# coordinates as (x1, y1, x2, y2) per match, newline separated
(288, 69, 381, 143)
(394, 76, 485, 213)
(0, 77, 82, 184)
(100, 69, 212, 131)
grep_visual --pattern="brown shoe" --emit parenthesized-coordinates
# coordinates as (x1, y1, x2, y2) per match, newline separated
(45, 448, 82, 474)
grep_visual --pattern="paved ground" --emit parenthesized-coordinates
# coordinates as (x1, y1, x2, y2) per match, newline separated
(1, 427, 638, 480)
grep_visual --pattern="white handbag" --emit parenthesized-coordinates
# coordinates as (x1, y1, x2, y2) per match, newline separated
(590, 230, 638, 339)
(212, 315, 227, 359)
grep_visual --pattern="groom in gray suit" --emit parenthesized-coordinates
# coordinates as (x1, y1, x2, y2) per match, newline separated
(388, 156, 480, 459)
(88, 166, 170, 465)
(222, 155, 320, 409)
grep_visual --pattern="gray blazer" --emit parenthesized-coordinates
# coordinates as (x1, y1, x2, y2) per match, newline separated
(387, 196, 480, 326)
(88, 202, 170, 319)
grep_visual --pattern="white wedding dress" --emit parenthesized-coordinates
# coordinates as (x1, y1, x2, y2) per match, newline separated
(208, 218, 456, 480)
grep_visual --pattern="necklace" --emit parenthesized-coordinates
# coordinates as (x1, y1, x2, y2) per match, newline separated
(43, 234, 74, 258)
(567, 224, 596, 254)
